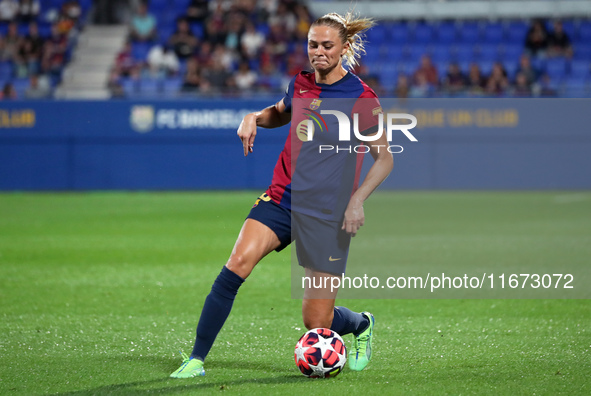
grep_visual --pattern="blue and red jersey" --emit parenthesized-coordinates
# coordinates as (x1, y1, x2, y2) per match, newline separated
(266, 71, 382, 222)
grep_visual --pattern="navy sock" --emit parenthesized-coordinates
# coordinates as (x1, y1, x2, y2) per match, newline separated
(191, 266, 244, 361)
(330, 306, 370, 336)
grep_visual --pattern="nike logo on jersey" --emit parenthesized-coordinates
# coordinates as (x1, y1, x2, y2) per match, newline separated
(299, 89, 309, 93)
(329, 256, 342, 261)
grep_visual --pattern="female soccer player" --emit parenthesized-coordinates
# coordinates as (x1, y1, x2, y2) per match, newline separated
(171, 12, 393, 378)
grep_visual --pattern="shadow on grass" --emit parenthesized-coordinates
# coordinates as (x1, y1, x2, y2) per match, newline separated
(54, 375, 305, 395)
(52, 356, 304, 395)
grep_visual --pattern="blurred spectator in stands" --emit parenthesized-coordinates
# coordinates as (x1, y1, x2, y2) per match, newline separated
(286, 42, 309, 76)
(55, 1, 82, 37)
(24, 73, 50, 98)
(181, 56, 205, 92)
(19, 21, 44, 75)
(186, 0, 210, 23)
(442, 62, 467, 95)
(147, 44, 179, 77)
(293, 3, 312, 41)
(241, 22, 264, 59)
(107, 68, 125, 98)
(204, 17, 226, 46)
(211, 43, 233, 72)
(168, 18, 199, 60)
(547, 20, 573, 58)
(129, 2, 157, 42)
(224, 13, 244, 54)
(195, 40, 213, 68)
(0, 82, 17, 99)
(234, 60, 257, 91)
(512, 72, 532, 97)
(203, 55, 231, 91)
(394, 74, 410, 99)
(410, 73, 434, 98)
(525, 19, 548, 57)
(257, 61, 282, 92)
(18, 0, 39, 23)
(466, 63, 486, 96)
(0, 0, 19, 22)
(0, 35, 7, 61)
(41, 24, 68, 78)
(269, 2, 296, 39)
(485, 62, 509, 95)
(413, 55, 438, 86)
(537, 73, 558, 97)
(3, 21, 21, 62)
(515, 54, 538, 88)
(364, 75, 386, 97)
(18, 0, 39, 22)
(267, 22, 288, 65)
(115, 40, 137, 77)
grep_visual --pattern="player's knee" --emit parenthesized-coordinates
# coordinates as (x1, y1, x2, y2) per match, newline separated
(226, 253, 256, 279)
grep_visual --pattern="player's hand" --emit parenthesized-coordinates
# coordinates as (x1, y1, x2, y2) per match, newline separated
(237, 113, 257, 156)
(342, 199, 365, 237)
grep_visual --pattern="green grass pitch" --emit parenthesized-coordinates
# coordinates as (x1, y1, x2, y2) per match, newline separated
(0, 191, 589, 395)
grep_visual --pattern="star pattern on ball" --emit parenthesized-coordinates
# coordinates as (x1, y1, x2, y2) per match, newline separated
(311, 336, 336, 356)
(310, 358, 326, 377)
(294, 343, 307, 363)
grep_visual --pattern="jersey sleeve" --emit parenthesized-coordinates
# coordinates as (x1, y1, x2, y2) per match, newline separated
(282, 75, 297, 113)
(353, 89, 383, 136)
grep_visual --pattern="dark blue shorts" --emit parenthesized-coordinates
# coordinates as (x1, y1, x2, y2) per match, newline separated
(246, 193, 351, 275)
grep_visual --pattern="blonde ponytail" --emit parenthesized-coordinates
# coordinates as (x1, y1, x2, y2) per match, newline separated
(311, 12, 375, 70)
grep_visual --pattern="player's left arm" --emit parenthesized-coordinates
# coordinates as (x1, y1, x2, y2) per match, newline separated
(342, 131, 393, 236)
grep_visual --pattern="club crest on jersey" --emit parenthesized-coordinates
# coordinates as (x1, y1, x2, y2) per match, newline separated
(309, 99, 322, 110)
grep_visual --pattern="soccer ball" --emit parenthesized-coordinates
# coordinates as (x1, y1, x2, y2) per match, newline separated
(294, 328, 347, 378)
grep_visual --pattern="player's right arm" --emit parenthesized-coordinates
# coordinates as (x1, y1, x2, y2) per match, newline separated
(237, 99, 291, 157)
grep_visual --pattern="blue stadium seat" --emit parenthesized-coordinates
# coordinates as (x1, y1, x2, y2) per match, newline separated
(560, 21, 577, 41)
(38, 22, 52, 38)
(435, 22, 457, 44)
(379, 63, 398, 87)
(120, 79, 138, 97)
(139, 78, 161, 96)
(545, 59, 567, 80)
(574, 45, 591, 61)
(430, 45, 451, 63)
(408, 44, 429, 60)
(570, 61, 590, 79)
(189, 22, 204, 39)
(562, 77, 588, 97)
(389, 23, 410, 44)
(367, 25, 387, 45)
(384, 45, 403, 62)
(458, 22, 481, 44)
(482, 23, 504, 44)
(479, 60, 494, 76)
(397, 62, 416, 77)
(12, 78, 29, 97)
(149, 0, 168, 12)
(413, 24, 434, 43)
(500, 44, 524, 62)
(0, 62, 13, 79)
(132, 43, 151, 61)
(454, 45, 476, 62)
(162, 77, 183, 97)
(477, 45, 500, 61)
(579, 21, 591, 41)
(506, 21, 528, 42)
(503, 61, 518, 80)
